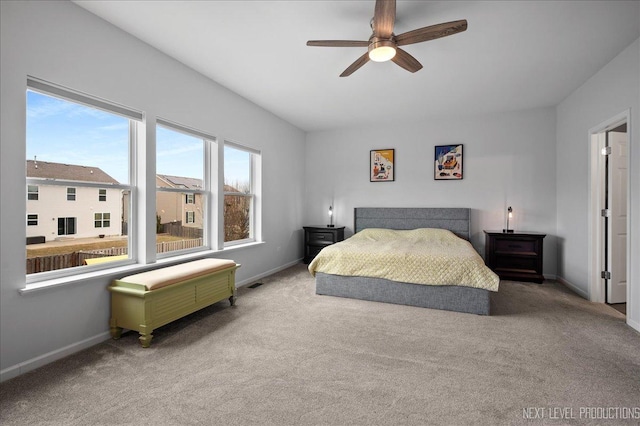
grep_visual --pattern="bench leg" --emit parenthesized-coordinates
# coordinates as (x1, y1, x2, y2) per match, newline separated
(139, 332, 153, 348)
(110, 319, 123, 340)
(229, 296, 235, 306)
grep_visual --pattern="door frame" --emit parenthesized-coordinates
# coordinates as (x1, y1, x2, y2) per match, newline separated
(588, 109, 631, 305)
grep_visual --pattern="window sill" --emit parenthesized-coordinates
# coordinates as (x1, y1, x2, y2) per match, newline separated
(19, 240, 264, 295)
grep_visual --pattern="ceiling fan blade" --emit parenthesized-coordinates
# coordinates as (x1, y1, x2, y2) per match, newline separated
(307, 40, 369, 47)
(396, 19, 468, 46)
(391, 48, 423, 73)
(340, 52, 371, 77)
(373, 0, 396, 38)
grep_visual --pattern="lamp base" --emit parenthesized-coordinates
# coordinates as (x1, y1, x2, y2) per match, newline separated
(502, 229, 514, 233)
(327, 224, 335, 228)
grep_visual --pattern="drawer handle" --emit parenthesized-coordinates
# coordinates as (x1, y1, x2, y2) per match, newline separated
(317, 235, 325, 239)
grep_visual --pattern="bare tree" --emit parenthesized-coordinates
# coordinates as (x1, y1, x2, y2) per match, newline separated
(224, 182, 250, 242)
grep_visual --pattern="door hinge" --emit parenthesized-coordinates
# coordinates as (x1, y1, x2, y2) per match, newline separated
(601, 209, 610, 217)
(601, 271, 611, 280)
(601, 146, 612, 155)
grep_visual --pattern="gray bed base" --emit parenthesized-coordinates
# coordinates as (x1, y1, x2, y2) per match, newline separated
(316, 273, 490, 315)
(314, 207, 492, 315)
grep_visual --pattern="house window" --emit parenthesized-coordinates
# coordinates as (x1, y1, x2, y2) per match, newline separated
(57, 217, 76, 235)
(156, 120, 210, 256)
(224, 142, 260, 245)
(27, 214, 38, 226)
(94, 212, 111, 228)
(186, 211, 195, 224)
(27, 185, 38, 200)
(26, 78, 140, 279)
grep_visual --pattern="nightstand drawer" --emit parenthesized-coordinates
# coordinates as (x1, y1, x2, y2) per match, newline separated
(495, 239, 536, 254)
(495, 255, 537, 272)
(308, 231, 336, 244)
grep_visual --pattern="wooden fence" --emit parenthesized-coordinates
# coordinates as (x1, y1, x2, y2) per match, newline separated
(26, 238, 204, 274)
(163, 221, 203, 239)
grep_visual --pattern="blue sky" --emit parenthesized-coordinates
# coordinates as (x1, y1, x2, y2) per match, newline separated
(27, 90, 249, 185)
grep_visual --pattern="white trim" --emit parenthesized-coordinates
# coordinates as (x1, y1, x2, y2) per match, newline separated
(235, 258, 302, 288)
(0, 332, 111, 383)
(587, 110, 631, 305)
(156, 117, 217, 143)
(224, 139, 261, 155)
(27, 77, 143, 121)
(557, 275, 589, 299)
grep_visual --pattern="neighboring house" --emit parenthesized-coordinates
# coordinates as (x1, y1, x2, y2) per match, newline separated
(156, 174, 204, 228)
(26, 160, 122, 242)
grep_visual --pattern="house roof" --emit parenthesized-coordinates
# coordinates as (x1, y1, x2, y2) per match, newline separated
(157, 174, 240, 192)
(157, 174, 203, 189)
(26, 160, 119, 184)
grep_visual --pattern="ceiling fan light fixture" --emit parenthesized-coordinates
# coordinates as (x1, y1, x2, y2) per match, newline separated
(368, 39, 396, 62)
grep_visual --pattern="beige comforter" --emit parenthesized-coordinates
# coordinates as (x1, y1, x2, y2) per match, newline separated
(308, 228, 500, 291)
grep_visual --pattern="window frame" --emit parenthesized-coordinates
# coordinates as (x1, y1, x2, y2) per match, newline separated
(223, 141, 261, 247)
(27, 185, 39, 201)
(94, 212, 111, 228)
(25, 77, 140, 284)
(185, 211, 195, 224)
(155, 118, 214, 258)
(27, 214, 38, 226)
(67, 187, 76, 201)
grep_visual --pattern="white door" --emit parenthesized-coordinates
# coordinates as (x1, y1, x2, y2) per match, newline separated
(607, 131, 627, 304)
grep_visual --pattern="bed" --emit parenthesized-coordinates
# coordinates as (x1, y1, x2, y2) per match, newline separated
(308, 207, 499, 315)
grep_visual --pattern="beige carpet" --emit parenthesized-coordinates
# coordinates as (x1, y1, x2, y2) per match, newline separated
(1, 264, 639, 425)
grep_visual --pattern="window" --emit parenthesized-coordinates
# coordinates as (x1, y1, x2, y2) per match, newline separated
(224, 143, 260, 244)
(27, 185, 38, 200)
(156, 121, 210, 256)
(186, 211, 195, 224)
(58, 217, 76, 235)
(27, 214, 38, 226)
(94, 212, 111, 228)
(26, 78, 140, 278)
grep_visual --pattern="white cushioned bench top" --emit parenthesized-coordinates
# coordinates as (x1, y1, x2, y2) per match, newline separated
(118, 258, 237, 291)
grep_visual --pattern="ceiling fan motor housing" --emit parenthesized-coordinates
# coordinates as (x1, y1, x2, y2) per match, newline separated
(368, 36, 397, 62)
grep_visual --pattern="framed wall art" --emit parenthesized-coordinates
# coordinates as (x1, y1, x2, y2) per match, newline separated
(434, 144, 463, 180)
(370, 149, 395, 182)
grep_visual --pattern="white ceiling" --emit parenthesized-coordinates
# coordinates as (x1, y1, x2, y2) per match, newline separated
(74, 1, 639, 133)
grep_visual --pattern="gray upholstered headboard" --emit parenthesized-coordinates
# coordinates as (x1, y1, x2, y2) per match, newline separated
(354, 207, 471, 240)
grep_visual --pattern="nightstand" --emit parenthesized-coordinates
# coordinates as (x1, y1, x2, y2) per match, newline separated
(484, 231, 546, 283)
(303, 226, 345, 264)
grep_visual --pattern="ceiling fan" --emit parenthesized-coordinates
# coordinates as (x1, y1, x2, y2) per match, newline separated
(307, 0, 467, 77)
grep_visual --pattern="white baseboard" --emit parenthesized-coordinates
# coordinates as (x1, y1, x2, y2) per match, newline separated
(0, 331, 111, 383)
(556, 275, 589, 299)
(627, 317, 640, 333)
(236, 258, 303, 287)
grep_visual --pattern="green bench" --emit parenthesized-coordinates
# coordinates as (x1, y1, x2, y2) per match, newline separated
(108, 258, 239, 347)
